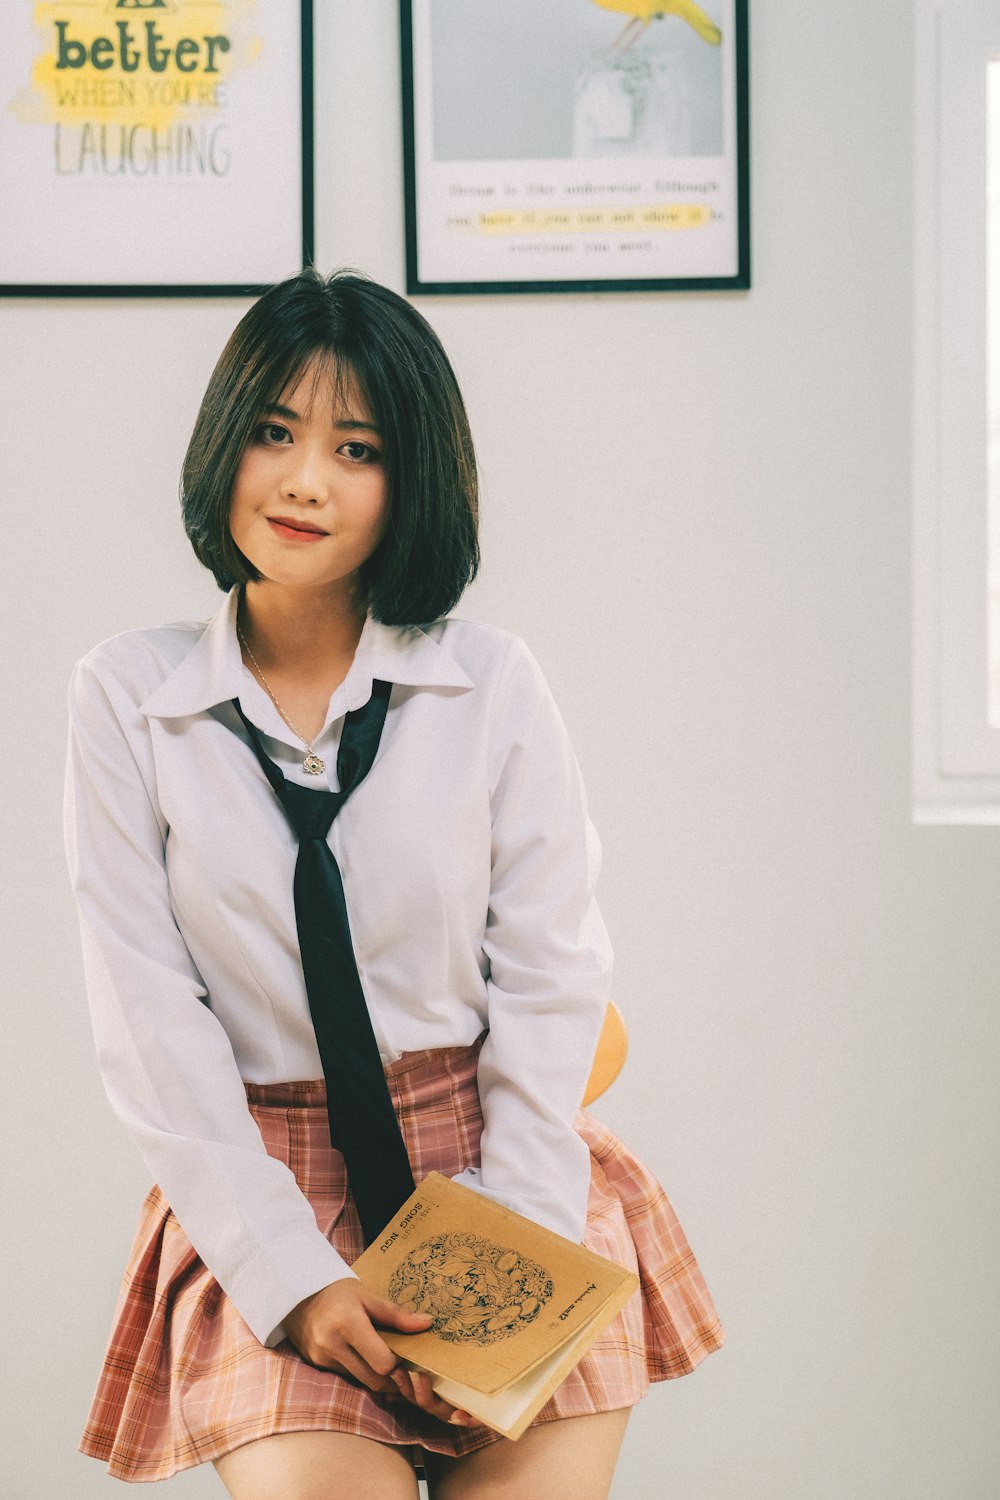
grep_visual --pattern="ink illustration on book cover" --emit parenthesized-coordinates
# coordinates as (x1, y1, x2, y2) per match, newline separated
(389, 1233, 555, 1345)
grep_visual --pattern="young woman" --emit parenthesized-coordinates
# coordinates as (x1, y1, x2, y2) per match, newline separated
(64, 269, 724, 1499)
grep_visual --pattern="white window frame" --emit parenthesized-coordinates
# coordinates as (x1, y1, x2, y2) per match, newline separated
(913, 0, 1000, 821)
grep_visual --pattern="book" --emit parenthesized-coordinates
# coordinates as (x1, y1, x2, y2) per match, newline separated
(351, 1171, 639, 1440)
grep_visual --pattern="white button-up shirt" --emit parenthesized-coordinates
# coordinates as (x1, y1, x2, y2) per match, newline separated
(63, 586, 612, 1347)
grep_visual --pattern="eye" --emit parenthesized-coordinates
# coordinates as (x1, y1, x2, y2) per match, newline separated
(255, 421, 291, 445)
(339, 440, 380, 464)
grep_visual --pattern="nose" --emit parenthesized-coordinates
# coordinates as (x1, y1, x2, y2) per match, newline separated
(280, 442, 330, 505)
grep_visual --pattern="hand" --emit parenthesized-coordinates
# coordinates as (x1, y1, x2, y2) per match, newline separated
(388, 1365, 478, 1428)
(284, 1278, 433, 1394)
(284, 1279, 478, 1426)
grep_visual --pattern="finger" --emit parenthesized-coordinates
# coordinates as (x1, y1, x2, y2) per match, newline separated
(366, 1294, 435, 1332)
(411, 1368, 452, 1414)
(350, 1324, 401, 1382)
(407, 1369, 477, 1426)
(332, 1347, 398, 1395)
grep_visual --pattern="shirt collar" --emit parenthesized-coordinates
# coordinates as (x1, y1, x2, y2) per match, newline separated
(140, 585, 473, 721)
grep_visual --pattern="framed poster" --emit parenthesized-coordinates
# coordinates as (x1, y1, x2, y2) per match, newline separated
(401, 0, 749, 295)
(0, 0, 313, 296)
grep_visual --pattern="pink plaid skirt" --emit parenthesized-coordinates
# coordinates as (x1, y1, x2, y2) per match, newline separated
(81, 1038, 724, 1481)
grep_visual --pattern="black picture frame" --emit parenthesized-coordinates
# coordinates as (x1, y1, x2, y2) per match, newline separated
(401, 0, 749, 296)
(0, 0, 314, 298)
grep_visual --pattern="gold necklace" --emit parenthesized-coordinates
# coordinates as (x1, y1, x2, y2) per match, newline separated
(237, 624, 326, 776)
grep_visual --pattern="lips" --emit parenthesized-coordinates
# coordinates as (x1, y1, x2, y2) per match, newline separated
(267, 515, 328, 536)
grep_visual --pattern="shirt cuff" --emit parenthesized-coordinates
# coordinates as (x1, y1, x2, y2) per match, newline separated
(226, 1223, 357, 1347)
(450, 1163, 588, 1245)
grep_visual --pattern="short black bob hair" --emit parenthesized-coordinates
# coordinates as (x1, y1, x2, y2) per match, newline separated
(181, 268, 480, 625)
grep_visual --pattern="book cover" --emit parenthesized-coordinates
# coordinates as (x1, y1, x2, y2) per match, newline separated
(351, 1172, 639, 1439)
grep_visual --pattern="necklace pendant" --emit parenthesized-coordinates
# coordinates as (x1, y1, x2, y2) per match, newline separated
(303, 752, 325, 776)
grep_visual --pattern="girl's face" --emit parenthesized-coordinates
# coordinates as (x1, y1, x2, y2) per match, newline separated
(228, 356, 387, 600)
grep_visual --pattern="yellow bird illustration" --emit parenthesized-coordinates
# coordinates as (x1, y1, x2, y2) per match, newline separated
(592, 0, 722, 53)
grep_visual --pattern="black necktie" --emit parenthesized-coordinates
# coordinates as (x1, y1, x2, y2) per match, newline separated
(231, 683, 416, 1244)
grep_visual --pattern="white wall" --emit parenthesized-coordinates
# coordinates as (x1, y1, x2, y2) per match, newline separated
(3, 2, 998, 1495)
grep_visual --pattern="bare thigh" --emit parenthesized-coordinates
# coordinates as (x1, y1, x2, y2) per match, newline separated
(213, 1430, 421, 1500)
(424, 1410, 631, 1500)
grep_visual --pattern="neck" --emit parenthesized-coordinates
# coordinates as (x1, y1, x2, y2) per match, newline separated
(237, 581, 368, 675)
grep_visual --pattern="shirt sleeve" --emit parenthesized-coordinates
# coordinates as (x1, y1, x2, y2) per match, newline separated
(63, 651, 355, 1347)
(451, 636, 613, 1242)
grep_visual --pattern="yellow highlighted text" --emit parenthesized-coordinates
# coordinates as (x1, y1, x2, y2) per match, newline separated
(450, 204, 712, 236)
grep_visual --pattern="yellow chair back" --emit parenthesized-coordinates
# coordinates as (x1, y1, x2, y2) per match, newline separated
(582, 1001, 628, 1106)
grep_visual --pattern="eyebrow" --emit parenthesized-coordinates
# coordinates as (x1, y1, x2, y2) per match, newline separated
(263, 402, 381, 434)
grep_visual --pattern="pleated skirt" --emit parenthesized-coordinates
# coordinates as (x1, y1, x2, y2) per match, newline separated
(80, 1037, 725, 1482)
